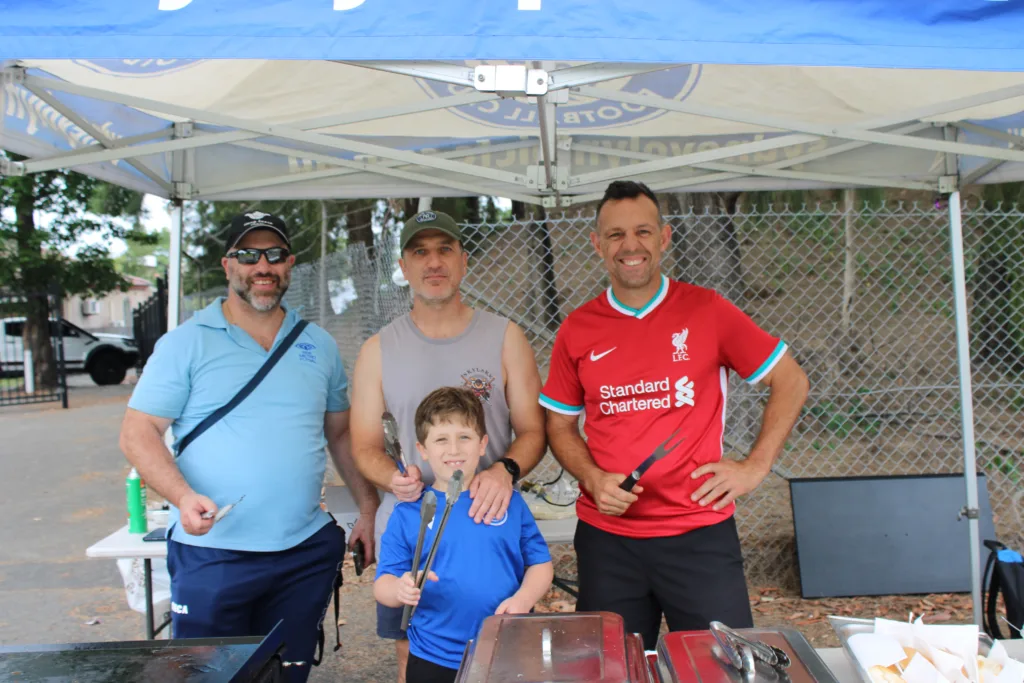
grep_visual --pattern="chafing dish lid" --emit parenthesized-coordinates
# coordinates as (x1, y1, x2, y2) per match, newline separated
(456, 612, 634, 683)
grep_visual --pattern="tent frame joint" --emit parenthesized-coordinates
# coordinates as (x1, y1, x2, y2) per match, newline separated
(0, 65, 26, 86)
(939, 175, 959, 193)
(173, 121, 194, 139)
(0, 157, 25, 177)
(473, 64, 548, 96)
(173, 181, 195, 200)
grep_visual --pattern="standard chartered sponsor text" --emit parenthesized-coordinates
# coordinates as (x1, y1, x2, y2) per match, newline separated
(599, 377, 676, 415)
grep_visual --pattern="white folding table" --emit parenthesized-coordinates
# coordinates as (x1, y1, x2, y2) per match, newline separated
(86, 487, 578, 639)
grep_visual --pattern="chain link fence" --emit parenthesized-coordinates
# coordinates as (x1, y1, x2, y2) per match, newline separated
(183, 200, 1024, 591)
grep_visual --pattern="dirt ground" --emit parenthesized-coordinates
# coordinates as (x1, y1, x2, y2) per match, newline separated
(0, 376, 994, 683)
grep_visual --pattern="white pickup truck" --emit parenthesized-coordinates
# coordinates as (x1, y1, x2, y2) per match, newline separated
(0, 317, 139, 385)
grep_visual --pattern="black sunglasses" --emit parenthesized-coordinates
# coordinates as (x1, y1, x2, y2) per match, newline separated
(227, 247, 291, 265)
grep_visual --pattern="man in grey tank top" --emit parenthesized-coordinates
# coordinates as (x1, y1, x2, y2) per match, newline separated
(350, 210, 546, 683)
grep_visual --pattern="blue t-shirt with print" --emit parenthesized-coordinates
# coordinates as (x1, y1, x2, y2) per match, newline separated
(376, 489, 552, 670)
(128, 298, 349, 552)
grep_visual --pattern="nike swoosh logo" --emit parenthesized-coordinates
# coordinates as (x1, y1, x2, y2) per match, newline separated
(590, 347, 617, 361)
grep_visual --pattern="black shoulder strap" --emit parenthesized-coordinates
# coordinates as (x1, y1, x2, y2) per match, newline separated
(175, 320, 309, 456)
(984, 542, 1005, 639)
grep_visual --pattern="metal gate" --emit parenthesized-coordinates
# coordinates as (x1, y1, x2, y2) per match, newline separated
(0, 290, 68, 409)
(133, 274, 167, 374)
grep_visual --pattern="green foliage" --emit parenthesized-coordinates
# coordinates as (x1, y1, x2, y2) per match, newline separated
(115, 226, 170, 280)
(808, 394, 883, 441)
(180, 197, 490, 293)
(0, 153, 147, 297)
(181, 199, 377, 292)
(984, 450, 1020, 483)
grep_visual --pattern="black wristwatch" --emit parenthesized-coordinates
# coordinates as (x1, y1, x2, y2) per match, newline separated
(497, 457, 521, 485)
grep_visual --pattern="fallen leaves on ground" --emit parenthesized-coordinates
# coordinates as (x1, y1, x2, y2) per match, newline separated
(537, 584, 977, 648)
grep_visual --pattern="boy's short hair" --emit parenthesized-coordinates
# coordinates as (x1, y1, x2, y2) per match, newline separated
(414, 387, 487, 444)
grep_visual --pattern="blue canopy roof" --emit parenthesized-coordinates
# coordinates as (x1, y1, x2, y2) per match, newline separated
(3, 0, 1024, 69)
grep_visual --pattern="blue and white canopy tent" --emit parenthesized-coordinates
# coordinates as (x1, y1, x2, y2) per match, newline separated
(5, 0, 1024, 622)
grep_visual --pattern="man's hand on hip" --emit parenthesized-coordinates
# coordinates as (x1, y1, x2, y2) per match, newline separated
(391, 464, 424, 503)
(584, 471, 643, 517)
(178, 491, 217, 536)
(349, 513, 376, 566)
(690, 458, 770, 511)
(468, 464, 513, 524)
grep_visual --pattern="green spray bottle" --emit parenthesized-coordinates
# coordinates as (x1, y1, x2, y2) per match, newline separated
(126, 468, 148, 534)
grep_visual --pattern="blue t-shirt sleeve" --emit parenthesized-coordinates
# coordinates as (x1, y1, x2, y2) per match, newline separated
(127, 328, 193, 419)
(376, 504, 414, 579)
(516, 496, 552, 567)
(326, 338, 350, 413)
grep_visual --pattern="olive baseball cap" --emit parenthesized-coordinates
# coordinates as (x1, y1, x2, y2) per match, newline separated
(400, 210, 462, 251)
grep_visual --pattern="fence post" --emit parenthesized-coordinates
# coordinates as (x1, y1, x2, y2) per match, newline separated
(23, 349, 34, 394)
(842, 189, 856, 335)
(52, 287, 68, 409)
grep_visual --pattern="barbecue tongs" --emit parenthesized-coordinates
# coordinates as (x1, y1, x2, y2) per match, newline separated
(403, 471, 464, 627)
(710, 621, 791, 677)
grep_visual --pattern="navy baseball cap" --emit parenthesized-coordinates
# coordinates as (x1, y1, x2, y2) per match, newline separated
(224, 211, 291, 253)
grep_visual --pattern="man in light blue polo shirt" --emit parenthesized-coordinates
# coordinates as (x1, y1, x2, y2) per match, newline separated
(119, 211, 379, 682)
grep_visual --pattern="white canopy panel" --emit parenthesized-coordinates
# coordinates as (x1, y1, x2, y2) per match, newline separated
(5, 59, 1024, 203)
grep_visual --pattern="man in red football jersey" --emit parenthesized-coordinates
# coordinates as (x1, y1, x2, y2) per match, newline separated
(541, 180, 809, 649)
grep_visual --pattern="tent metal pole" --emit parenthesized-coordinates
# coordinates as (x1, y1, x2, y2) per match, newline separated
(22, 82, 172, 194)
(579, 85, 1024, 167)
(536, 94, 554, 190)
(565, 123, 931, 203)
(417, 197, 432, 212)
(947, 190, 983, 626)
(18, 81, 498, 172)
(198, 139, 538, 197)
(344, 60, 666, 91)
(20, 75, 529, 187)
(0, 69, 7, 145)
(168, 199, 183, 332)
(219, 140, 541, 203)
(319, 201, 329, 326)
(570, 142, 936, 192)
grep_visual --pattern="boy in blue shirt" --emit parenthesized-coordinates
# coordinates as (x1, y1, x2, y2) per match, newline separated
(375, 387, 554, 683)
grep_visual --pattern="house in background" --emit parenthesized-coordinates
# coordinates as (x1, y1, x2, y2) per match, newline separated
(63, 275, 155, 334)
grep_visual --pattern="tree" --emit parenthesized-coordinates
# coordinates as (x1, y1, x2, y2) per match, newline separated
(0, 154, 148, 388)
(181, 199, 372, 293)
(116, 227, 170, 281)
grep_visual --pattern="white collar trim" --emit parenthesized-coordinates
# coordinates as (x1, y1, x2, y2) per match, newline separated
(606, 275, 669, 319)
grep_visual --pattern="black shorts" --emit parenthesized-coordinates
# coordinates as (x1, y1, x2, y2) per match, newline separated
(407, 653, 458, 683)
(574, 516, 753, 650)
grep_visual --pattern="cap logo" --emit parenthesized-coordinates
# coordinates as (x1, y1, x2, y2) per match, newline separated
(245, 211, 272, 220)
(416, 211, 437, 223)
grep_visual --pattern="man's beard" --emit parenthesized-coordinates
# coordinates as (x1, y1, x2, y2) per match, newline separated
(231, 271, 290, 312)
(414, 269, 458, 306)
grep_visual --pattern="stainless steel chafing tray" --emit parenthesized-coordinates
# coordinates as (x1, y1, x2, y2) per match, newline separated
(827, 615, 996, 683)
(454, 611, 657, 683)
(656, 625, 840, 683)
